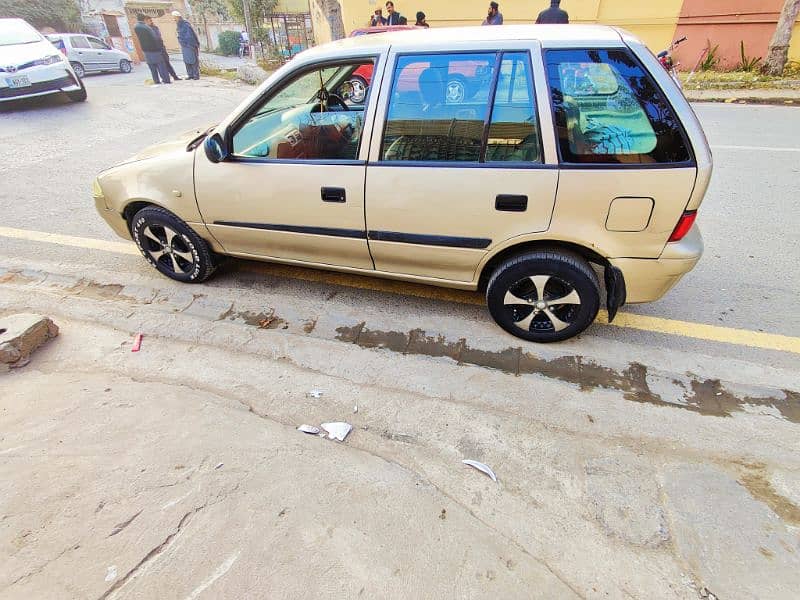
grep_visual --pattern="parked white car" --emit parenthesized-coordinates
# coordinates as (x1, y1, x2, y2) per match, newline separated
(46, 33, 132, 79)
(0, 18, 86, 103)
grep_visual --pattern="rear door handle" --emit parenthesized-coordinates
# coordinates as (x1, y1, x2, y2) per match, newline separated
(321, 187, 346, 203)
(495, 194, 528, 212)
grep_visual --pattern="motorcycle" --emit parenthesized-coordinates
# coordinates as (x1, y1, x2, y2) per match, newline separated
(657, 36, 687, 89)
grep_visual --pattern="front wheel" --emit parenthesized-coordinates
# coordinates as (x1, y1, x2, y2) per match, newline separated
(119, 59, 132, 73)
(70, 62, 85, 79)
(131, 206, 218, 283)
(486, 250, 600, 343)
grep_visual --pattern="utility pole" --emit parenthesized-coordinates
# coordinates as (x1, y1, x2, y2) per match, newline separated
(242, 0, 254, 59)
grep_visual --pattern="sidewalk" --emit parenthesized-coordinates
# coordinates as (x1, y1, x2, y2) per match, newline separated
(167, 51, 253, 71)
(684, 87, 800, 105)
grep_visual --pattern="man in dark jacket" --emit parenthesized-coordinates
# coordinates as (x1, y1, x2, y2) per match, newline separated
(385, 1, 403, 25)
(144, 16, 180, 80)
(172, 11, 200, 80)
(133, 13, 171, 84)
(536, 0, 569, 24)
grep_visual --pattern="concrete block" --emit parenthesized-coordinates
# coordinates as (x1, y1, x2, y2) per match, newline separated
(0, 314, 59, 368)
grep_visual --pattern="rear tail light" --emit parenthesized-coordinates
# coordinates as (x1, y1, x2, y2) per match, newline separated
(668, 210, 697, 242)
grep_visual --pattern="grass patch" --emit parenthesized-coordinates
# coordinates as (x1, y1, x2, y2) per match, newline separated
(199, 62, 238, 81)
(680, 69, 800, 90)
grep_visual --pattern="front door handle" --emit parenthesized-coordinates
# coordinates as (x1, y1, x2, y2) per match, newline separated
(495, 194, 528, 212)
(321, 187, 346, 203)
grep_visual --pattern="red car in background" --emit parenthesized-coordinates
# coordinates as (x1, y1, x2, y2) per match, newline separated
(346, 26, 490, 105)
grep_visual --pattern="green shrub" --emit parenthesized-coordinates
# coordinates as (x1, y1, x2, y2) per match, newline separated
(218, 30, 242, 56)
(699, 43, 720, 71)
(736, 41, 762, 72)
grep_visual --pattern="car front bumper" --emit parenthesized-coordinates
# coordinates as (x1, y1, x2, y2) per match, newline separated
(0, 63, 81, 102)
(610, 224, 703, 304)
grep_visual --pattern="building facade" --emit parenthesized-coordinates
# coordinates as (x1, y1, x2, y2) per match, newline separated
(311, 0, 800, 67)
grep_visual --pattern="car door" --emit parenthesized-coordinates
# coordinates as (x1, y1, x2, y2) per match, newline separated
(364, 41, 559, 283)
(87, 36, 114, 69)
(194, 55, 384, 270)
(69, 35, 95, 70)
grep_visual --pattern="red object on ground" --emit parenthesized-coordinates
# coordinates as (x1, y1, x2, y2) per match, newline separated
(131, 333, 143, 353)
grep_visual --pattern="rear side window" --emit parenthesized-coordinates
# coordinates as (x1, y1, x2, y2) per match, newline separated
(545, 49, 691, 165)
(381, 51, 542, 164)
(70, 35, 90, 49)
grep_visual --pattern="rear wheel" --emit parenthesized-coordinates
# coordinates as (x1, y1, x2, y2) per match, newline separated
(130, 206, 218, 283)
(66, 78, 87, 102)
(119, 59, 132, 73)
(486, 250, 600, 343)
(70, 62, 85, 78)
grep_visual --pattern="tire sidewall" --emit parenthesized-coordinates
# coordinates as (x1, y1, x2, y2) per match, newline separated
(71, 62, 85, 78)
(131, 211, 204, 283)
(120, 60, 132, 73)
(487, 257, 600, 343)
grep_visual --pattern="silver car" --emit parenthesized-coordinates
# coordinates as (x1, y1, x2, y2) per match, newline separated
(46, 33, 132, 79)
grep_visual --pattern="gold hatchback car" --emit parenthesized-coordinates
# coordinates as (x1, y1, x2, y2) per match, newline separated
(94, 25, 712, 342)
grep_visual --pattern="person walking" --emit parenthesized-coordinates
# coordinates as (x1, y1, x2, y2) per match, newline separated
(172, 11, 200, 80)
(482, 2, 503, 25)
(133, 13, 171, 84)
(145, 16, 180, 80)
(415, 11, 429, 27)
(385, 2, 403, 25)
(536, 0, 569, 24)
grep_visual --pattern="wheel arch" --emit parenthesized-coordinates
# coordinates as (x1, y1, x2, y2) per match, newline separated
(477, 239, 609, 292)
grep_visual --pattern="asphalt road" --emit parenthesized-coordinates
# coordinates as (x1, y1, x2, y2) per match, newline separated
(1, 65, 799, 371)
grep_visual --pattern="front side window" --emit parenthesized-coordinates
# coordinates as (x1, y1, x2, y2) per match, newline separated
(88, 37, 108, 50)
(70, 35, 90, 49)
(546, 49, 691, 164)
(381, 51, 542, 164)
(231, 60, 374, 160)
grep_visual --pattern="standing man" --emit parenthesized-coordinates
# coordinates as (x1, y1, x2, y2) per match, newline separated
(482, 2, 503, 25)
(172, 11, 200, 80)
(370, 9, 386, 26)
(536, 0, 569, 24)
(145, 16, 180, 80)
(133, 13, 171, 84)
(385, 2, 403, 25)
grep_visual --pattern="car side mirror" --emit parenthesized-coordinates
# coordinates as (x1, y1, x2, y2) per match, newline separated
(204, 132, 229, 163)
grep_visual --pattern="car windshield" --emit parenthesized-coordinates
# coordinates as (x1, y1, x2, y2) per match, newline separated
(0, 20, 42, 46)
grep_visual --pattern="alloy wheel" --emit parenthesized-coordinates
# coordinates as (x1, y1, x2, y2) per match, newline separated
(502, 274, 582, 334)
(141, 224, 196, 276)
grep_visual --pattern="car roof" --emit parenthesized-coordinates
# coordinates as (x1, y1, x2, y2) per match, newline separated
(305, 24, 626, 58)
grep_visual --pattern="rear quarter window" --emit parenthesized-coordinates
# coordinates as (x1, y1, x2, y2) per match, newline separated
(545, 48, 692, 165)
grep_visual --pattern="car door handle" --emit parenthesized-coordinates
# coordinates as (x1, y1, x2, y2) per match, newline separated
(495, 194, 528, 212)
(321, 187, 346, 203)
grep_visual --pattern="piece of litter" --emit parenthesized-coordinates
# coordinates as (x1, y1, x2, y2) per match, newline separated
(462, 459, 498, 482)
(131, 333, 143, 353)
(297, 424, 320, 435)
(353, 405, 358, 414)
(321, 422, 352, 442)
(214, 462, 224, 470)
(105, 565, 118, 582)
(307, 390, 324, 399)
(715, 392, 722, 396)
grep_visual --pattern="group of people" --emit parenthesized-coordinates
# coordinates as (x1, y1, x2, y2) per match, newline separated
(133, 11, 201, 85)
(367, 1, 569, 29)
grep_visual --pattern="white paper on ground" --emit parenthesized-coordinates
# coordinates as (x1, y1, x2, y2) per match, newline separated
(321, 422, 352, 442)
(462, 459, 498, 482)
(297, 424, 321, 435)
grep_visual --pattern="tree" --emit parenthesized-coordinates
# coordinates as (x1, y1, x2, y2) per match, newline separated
(226, 0, 277, 28)
(188, 0, 228, 49)
(763, 0, 800, 75)
(0, 0, 81, 32)
(312, 0, 345, 41)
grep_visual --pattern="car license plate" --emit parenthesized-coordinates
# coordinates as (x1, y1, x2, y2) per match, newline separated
(7, 75, 31, 89)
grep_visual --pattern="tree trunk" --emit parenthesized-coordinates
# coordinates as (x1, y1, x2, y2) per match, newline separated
(763, 0, 800, 75)
(314, 0, 345, 41)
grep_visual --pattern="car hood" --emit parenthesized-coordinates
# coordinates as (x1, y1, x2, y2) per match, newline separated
(130, 126, 214, 161)
(0, 39, 60, 67)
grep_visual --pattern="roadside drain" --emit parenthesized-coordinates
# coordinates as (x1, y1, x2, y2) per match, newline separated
(336, 325, 800, 423)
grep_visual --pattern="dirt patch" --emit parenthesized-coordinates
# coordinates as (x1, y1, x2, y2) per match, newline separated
(738, 467, 800, 527)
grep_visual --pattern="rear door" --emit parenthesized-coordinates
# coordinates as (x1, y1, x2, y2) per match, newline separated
(365, 41, 559, 283)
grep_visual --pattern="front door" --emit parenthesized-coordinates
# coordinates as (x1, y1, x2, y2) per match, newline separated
(195, 57, 380, 270)
(87, 36, 115, 69)
(365, 47, 558, 283)
(69, 35, 96, 70)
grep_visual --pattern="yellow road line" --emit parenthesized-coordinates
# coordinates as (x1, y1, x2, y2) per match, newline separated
(2, 225, 799, 355)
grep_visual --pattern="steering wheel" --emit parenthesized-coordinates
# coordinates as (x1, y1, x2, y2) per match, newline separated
(311, 93, 349, 113)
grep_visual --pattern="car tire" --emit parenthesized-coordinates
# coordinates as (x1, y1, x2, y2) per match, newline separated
(66, 78, 87, 102)
(70, 62, 85, 79)
(131, 206, 218, 284)
(120, 59, 132, 73)
(486, 250, 600, 343)
(347, 75, 368, 104)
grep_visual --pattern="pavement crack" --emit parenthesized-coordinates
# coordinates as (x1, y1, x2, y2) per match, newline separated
(98, 503, 206, 600)
(6, 542, 80, 589)
(108, 509, 143, 537)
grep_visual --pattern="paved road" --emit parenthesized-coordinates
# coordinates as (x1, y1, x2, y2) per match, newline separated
(2, 69, 800, 599)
